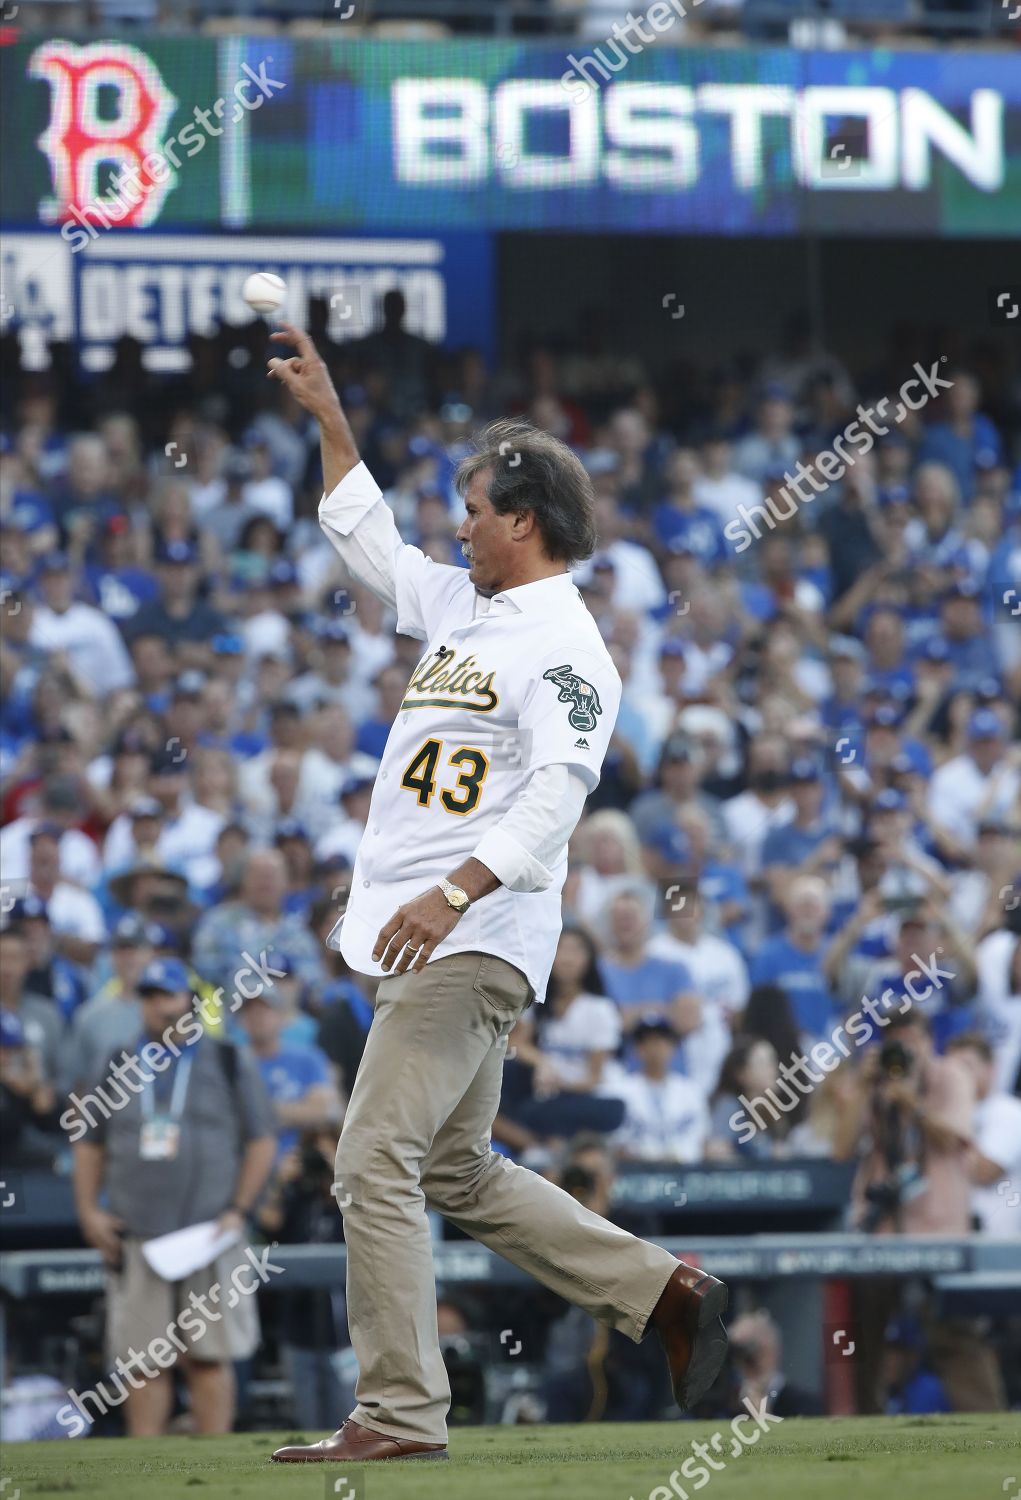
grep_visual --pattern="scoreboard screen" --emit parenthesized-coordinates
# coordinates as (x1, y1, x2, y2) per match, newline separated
(1, 37, 1018, 239)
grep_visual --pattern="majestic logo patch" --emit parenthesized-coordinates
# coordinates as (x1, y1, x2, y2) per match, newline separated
(574, 737, 590, 749)
(543, 665, 602, 733)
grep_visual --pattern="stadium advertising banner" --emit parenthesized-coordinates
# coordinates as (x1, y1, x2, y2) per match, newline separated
(0, 36, 1018, 238)
(1, 229, 495, 371)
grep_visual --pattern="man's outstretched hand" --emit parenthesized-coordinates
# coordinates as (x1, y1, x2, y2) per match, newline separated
(267, 322, 359, 489)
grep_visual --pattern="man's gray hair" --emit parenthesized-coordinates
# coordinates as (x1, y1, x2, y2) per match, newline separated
(455, 419, 598, 567)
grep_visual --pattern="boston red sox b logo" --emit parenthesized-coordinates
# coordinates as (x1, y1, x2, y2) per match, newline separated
(30, 41, 177, 228)
(542, 664, 602, 733)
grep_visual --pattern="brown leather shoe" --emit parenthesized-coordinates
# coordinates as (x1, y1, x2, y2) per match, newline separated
(649, 1261, 729, 1411)
(271, 1418, 448, 1463)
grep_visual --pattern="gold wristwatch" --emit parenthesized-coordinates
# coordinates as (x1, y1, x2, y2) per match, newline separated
(437, 878, 470, 914)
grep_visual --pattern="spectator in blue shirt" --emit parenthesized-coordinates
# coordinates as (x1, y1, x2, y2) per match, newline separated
(273, 819, 317, 918)
(707, 1035, 786, 1160)
(83, 513, 159, 624)
(761, 760, 842, 918)
(880, 1319, 952, 1416)
(354, 662, 411, 762)
(862, 605, 915, 702)
(822, 636, 867, 735)
(651, 450, 727, 570)
(597, 883, 697, 1069)
(237, 986, 343, 1157)
(915, 371, 1003, 503)
(46, 433, 121, 538)
(8, 491, 58, 554)
(937, 581, 994, 689)
(853, 907, 978, 1054)
(750, 875, 836, 1040)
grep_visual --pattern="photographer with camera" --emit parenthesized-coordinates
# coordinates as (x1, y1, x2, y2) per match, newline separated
(727, 1310, 824, 1418)
(843, 1010, 975, 1236)
(836, 1010, 993, 1412)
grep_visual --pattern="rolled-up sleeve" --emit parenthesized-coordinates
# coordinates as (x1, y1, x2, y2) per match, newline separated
(472, 764, 588, 893)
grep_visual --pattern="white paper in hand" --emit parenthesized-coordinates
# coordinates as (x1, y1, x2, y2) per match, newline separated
(141, 1220, 241, 1282)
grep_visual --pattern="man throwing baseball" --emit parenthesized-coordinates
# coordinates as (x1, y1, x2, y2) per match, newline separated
(267, 324, 728, 1463)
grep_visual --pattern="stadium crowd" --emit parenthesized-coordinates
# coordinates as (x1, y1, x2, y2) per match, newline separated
(2, 298, 1019, 1193)
(10, 0, 1015, 43)
(1, 297, 1019, 1422)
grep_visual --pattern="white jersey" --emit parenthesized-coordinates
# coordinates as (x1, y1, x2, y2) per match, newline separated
(318, 462, 621, 1001)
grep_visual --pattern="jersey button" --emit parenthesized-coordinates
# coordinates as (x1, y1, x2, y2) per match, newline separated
(362, 879, 370, 888)
(381, 771, 388, 780)
(372, 825, 380, 835)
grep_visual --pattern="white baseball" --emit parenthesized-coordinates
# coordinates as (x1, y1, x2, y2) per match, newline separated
(242, 271, 287, 316)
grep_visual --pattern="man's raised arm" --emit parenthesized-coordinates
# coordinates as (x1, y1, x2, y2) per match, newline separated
(267, 322, 405, 612)
(268, 322, 360, 495)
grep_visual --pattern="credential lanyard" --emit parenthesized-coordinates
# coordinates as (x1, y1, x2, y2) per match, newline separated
(139, 1053, 194, 1122)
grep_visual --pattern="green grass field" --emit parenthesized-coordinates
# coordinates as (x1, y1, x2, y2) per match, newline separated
(3, 1416, 1018, 1500)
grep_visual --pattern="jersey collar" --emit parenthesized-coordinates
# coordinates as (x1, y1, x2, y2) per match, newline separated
(474, 571, 576, 617)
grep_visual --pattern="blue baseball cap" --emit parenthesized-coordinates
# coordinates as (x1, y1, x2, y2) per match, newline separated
(830, 635, 866, 662)
(789, 758, 823, 784)
(9, 893, 49, 923)
(884, 1317, 925, 1350)
(919, 637, 951, 664)
(112, 912, 153, 947)
(969, 708, 1005, 740)
(269, 558, 298, 588)
(28, 821, 63, 843)
(137, 957, 191, 995)
(942, 578, 982, 604)
(644, 824, 692, 866)
(127, 796, 164, 821)
(145, 922, 181, 952)
(633, 1013, 679, 1041)
(878, 484, 912, 508)
(890, 742, 932, 778)
(263, 950, 294, 978)
(407, 434, 436, 460)
(868, 704, 903, 729)
(0, 1013, 25, 1049)
(211, 633, 245, 655)
(873, 788, 907, 814)
(155, 538, 198, 566)
(340, 774, 375, 800)
(38, 550, 70, 573)
(274, 817, 309, 843)
(318, 619, 351, 645)
(172, 671, 206, 699)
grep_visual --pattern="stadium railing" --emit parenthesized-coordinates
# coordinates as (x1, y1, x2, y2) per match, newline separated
(0, 1159, 857, 1250)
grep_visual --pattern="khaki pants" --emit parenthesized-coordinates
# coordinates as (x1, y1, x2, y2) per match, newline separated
(335, 950, 679, 1444)
(107, 1239, 260, 1368)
